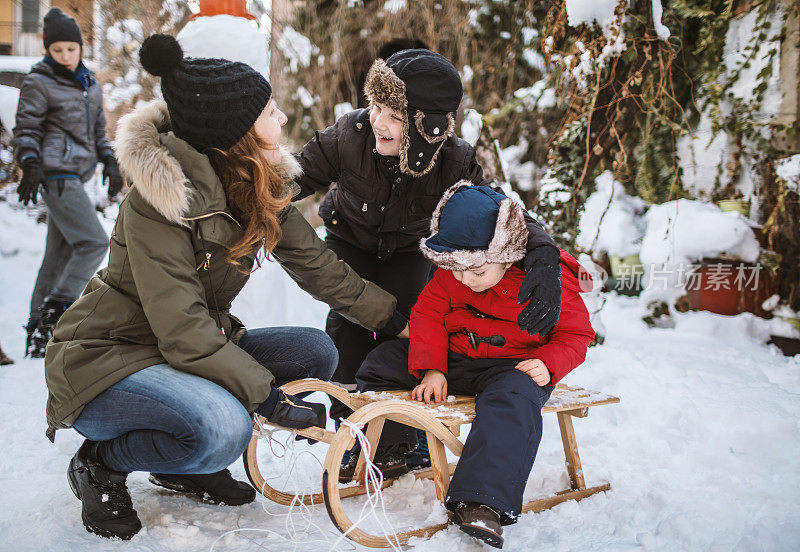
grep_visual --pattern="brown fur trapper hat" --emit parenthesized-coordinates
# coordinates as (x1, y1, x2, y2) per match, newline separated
(364, 49, 462, 177)
(420, 181, 529, 271)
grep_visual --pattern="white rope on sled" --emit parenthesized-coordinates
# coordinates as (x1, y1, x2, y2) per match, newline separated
(327, 418, 403, 552)
(209, 414, 403, 552)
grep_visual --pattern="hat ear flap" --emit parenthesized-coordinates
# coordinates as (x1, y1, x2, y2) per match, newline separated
(413, 111, 455, 144)
(484, 199, 528, 265)
(400, 111, 455, 177)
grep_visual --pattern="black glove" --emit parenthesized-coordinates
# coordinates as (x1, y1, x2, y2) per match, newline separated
(103, 155, 124, 199)
(257, 389, 326, 431)
(517, 246, 562, 337)
(17, 157, 43, 206)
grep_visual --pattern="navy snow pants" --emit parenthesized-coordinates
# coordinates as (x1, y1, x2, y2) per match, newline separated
(356, 339, 553, 524)
(324, 235, 431, 422)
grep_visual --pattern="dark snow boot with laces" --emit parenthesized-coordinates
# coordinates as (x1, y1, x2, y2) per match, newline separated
(148, 469, 256, 505)
(24, 317, 44, 358)
(405, 429, 431, 470)
(338, 442, 411, 483)
(27, 298, 71, 357)
(67, 441, 141, 540)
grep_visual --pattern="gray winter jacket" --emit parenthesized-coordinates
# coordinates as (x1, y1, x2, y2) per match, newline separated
(12, 60, 112, 181)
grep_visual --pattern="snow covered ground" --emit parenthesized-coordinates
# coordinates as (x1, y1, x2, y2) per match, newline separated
(1, 198, 799, 551)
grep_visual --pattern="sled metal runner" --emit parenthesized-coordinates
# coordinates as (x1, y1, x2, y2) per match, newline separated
(244, 379, 619, 548)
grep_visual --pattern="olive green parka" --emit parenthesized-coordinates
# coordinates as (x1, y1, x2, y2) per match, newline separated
(44, 100, 396, 440)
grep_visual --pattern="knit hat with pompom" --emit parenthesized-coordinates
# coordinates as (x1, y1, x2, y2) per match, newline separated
(139, 34, 272, 152)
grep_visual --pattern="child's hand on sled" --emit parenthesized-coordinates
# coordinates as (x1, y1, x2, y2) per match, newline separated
(516, 359, 552, 386)
(412, 370, 447, 404)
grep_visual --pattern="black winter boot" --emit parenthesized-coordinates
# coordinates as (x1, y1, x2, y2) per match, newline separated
(405, 429, 431, 470)
(38, 297, 70, 334)
(338, 442, 360, 484)
(28, 298, 71, 357)
(24, 317, 44, 358)
(149, 469, 256, 505)
(339, 442, 411, 483)
(67, 441, 141, 540)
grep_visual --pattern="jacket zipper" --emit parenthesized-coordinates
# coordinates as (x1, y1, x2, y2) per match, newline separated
(197, 252, 211, 271)
(83, 90, 90, 142)
(196, 225, 226, 336)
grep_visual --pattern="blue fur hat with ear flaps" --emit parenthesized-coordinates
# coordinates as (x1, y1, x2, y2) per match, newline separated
(420, 181, 529, 271)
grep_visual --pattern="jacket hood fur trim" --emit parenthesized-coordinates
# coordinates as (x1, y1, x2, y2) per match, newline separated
(115, 100, 301, 225)
(364, 58, 455, 178)
(116, 100, 189, 225)
(420, 180, 528, 271)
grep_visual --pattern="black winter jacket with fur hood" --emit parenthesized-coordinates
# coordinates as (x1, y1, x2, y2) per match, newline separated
(296, 108, 556, 261)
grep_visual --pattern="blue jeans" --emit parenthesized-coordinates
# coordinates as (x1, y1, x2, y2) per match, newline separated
(72, 327, 338, 474)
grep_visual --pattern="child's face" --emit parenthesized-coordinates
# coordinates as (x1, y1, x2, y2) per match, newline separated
(369, 102, 404, 156)
(48, 41, 81, 72)
(452, 262, 512, 293)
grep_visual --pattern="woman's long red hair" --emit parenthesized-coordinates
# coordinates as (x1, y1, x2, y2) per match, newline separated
(207, 129, 291, 272)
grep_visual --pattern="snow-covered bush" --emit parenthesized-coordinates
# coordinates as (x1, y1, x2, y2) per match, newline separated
(640, 199, 760, 267)
(576, 171, 648, 259)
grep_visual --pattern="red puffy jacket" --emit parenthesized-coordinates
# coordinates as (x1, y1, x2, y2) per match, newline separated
(408, 250, 595, 384)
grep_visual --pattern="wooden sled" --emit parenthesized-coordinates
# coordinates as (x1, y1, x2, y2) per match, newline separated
(243, 379, 619, 548)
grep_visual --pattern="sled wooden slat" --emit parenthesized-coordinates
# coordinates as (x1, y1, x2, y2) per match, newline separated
(288, 425, 336, 444)
(426, 429, 450, 502)
(521, 483, 611, 514)
(557, 411, 586, 490)
(354, 417, 385, 483)
(566, 407, 589, 418)
(348, 384, 619, 429)
(243, 379, 619, 549)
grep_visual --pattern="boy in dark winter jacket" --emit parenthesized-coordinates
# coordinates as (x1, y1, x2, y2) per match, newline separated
(13, 8, 124, 357)
(354, 181, 595, 549)
(295, 49, 563, 429)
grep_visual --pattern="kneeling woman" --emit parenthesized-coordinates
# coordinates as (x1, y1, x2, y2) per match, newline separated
(44, 35, 404, 541)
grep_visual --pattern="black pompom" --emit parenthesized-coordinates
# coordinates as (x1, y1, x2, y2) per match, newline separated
(139, 34, 183, 77)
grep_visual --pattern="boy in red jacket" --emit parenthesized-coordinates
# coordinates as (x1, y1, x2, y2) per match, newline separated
(353, 181, 595, 549)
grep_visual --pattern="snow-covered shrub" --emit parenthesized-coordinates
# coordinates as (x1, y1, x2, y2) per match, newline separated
(576, 171, 648, 259)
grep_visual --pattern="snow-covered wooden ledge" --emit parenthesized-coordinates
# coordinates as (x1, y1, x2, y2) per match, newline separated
(244, 379, 620, 548)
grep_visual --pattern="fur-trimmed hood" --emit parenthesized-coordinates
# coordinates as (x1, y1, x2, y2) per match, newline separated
(115, 100, 301, 225)
(420, 180, 528, 271)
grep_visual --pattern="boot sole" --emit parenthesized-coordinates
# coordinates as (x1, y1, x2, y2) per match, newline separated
(458, 523, 504, 549)
(67, 463, 139, 541)
(148, 474, 255, 506)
